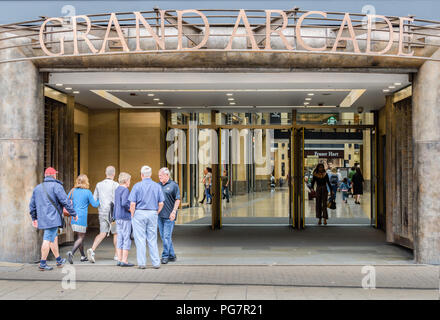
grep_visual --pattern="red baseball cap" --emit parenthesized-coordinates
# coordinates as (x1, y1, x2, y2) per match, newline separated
(44, 167, 58, 176)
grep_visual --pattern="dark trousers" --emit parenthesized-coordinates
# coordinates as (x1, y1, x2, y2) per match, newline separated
(315, 185, 328, 219)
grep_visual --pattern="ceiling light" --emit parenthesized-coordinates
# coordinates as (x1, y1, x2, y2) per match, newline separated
(65, 87, 72, 90)
(383, 89, 390, 92)
(148, 93, 154, 96)
(304, 102, 310, 105)
(228, 98, 235, 101)
(73, 91, 80, 94)
(153, 98, 160, 101)
(158, 102, 164, 105)
(305, 98, 312, 101)
(307, 93, 315, 96)
(55, 83, 63, 87)
(229, 102, 236, 105)
(388, 86, 395, 89)
(226, 93, 233, 96)
(394, 83, 401, 86)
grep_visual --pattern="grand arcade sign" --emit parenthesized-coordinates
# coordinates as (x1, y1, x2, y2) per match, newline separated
(37, 9, 416, 57)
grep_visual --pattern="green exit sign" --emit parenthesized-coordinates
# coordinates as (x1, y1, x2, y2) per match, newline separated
(327, 116, 337, 125)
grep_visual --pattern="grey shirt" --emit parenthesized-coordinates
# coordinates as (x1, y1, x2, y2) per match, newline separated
(93, 178, 119, 215)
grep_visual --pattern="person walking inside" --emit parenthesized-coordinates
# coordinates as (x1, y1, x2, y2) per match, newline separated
(328, 168, 339, 202)
(340, 178, 350, 204)
(311, 163, 333, 226)
(87, 166, 119, 263)
(221, 170, 230, 203)
(114, 172, 134, 267)
(348, 166, 356, 195)
(129, 166, 165, 269)
(352, 167, 365, 204)
(199, 167, 212, 204)
(158, 168, 181, 264)
(29, 167, 77, 271)
(66, 174, 99, 264)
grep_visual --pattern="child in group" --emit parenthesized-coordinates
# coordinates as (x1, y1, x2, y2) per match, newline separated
(340, 178, 350, 204)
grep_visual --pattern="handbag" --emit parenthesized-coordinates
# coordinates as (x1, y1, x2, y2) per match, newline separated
(63, 188, 75, 217)
(42, 183, 66, 228)
(327, 199, 336, 210)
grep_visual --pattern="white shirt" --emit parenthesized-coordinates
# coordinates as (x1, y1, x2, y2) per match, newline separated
(93, 178, 119, 215)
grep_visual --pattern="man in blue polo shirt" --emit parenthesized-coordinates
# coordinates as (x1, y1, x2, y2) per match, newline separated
(128, 165, 164, 269)
(158, 167, 181, 264)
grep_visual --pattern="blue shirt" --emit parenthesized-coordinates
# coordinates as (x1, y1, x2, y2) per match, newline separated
(68, 188, 99, 227)
(158, 180, 181, 219)
(114, 185, 131, 220)
(128, 178, 165, 211)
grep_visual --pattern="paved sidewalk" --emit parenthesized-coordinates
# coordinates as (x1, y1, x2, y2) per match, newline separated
(0, 264, 438, 289)
(0, 280, 438, 300)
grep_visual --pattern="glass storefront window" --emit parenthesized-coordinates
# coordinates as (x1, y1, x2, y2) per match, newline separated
(297, 112, 375, 125)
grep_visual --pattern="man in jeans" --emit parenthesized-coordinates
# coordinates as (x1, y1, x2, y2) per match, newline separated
(129, 165, 164, 269)
(158, 168, 181, 264)
(29, 167, 77, 271)
(87, 166, 119, 263)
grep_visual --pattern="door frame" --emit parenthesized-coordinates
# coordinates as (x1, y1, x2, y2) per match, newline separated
(168, 111, 376, 230)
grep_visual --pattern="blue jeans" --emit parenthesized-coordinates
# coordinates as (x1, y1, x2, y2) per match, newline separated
(205, 186, 212, 203)
(157, 217, 175, 259)
(132, 210, 160, 267)
(330, 184, 338, 201)
(222, 186, 229, 201)
(116, 219, 132, 250)
(342, 192, 349, 201)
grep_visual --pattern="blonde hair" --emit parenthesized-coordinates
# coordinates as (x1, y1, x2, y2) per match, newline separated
(74, 174, 90, 189)
(331, 168, 338, 173)
(118, 172, 131, 184)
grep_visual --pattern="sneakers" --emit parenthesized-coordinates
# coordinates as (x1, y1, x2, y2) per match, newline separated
(116, 261, 122, 266)
(39, 264, 53, 271)
(113, 255, 119, 261)
(161, 258, 168, 264)
(168, 255, 177, 262)
(56, 258, 66, 267)
(87, 248, 95, 263)
(80, 256, 88, 262)
(120, 262, 134, 267)
(153, 265, 160, 269)
(67, 251, 74, 264)
(138, 265, 146, 269)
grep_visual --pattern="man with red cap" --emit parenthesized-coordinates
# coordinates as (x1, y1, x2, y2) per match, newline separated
(29, 167, 78, 270)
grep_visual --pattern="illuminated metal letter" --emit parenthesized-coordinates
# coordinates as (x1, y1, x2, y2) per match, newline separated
(265, 10, 293, 50)
(398, 17, 414, 56)
(39, 17, 65, 56)
(296, 11, 327, 51)
(366, 15, 394, 55)
(177, 10, 210, 50)
(332, 13, 360, 53)
(225, 9, 259, 50)
(134, 11, 165, 51)
(71, 15, 98, 55)
(99, 12, 129, 53)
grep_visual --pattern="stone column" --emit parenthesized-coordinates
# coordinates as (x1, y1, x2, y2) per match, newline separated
(0, 34, 44, 262)
(412, 49, 440, 264)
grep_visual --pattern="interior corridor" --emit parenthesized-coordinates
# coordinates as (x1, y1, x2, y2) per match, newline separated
(177, 188, 371, 226)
